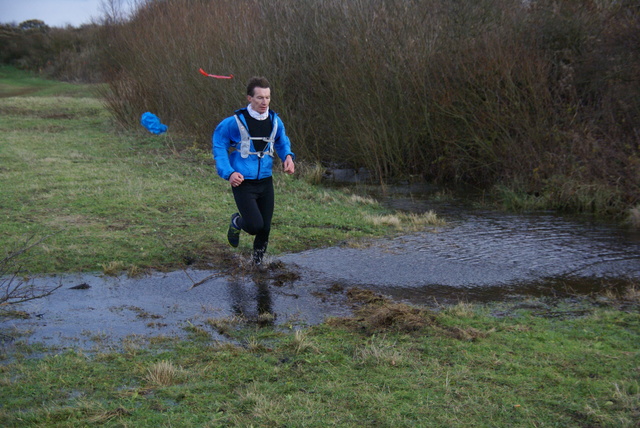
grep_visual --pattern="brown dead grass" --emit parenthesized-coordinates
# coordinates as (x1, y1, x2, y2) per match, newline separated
(329, 287, 436, 334)
(330, 287, 492, 341)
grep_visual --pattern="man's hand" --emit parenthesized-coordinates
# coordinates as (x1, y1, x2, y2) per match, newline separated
(283, 155, 295, 175)
(229, 171, 244, 187)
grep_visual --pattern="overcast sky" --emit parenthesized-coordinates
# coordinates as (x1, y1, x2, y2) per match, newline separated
(0, 0, 132, 27)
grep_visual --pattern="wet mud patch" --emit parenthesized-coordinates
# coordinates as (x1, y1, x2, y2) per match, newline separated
(0, 105, 72, 119)
(0, 99, 102, 121)
(0, 86, 38, 98)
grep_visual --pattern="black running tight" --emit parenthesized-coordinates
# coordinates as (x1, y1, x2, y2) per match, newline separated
(231, 176, 274, 254)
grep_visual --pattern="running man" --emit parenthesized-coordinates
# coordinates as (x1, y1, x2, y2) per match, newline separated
(212, 76, 295, 266)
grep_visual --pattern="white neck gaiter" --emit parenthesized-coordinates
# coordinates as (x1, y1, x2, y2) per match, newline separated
(247, 104, 269, 121)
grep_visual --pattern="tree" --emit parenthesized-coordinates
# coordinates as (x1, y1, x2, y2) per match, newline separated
(19, 19, 49, 32)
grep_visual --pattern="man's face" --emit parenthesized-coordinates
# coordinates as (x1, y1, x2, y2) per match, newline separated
(247, 87, 271, 114)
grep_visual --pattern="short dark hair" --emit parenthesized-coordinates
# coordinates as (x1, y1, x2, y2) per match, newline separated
(247, 76, 270, 96)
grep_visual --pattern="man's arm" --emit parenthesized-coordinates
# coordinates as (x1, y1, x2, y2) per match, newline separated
(273, 115, 295, 163)
(212, 117, 236, 180)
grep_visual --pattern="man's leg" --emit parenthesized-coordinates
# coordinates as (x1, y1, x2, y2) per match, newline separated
(232, 181, 263, 234)
(252, 178, 274, 265)
(231, 178, 274, 265)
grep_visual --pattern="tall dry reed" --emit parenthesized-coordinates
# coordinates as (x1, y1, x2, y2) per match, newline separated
(100, 0, 639, 214)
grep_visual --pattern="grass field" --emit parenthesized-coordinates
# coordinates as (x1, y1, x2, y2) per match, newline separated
(0, 66, 412, 274)
(1, 68, 638, 427)
(1, 289, 638, 427)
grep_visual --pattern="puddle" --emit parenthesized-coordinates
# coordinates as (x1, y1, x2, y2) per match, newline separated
(2, 184, 639, 352)
(0, 268, 352, 352)
(281, 210, 639, 305)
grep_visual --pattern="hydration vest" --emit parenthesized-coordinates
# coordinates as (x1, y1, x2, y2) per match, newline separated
(234, 114, 278, 158)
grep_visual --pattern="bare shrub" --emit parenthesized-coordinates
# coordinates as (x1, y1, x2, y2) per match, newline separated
(100, 0, 639, 215)
(0, 236, 62, 309)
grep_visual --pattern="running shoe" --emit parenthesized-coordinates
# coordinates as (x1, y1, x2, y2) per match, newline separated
(227, 213, 241, 247)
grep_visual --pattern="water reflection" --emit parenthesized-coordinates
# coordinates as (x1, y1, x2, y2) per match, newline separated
(228, 273, 275, 326)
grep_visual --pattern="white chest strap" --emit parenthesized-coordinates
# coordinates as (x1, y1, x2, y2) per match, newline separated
(234, 115, 278, 159)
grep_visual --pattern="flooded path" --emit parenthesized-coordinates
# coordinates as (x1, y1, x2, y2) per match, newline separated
(2, 187, 639, 351)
